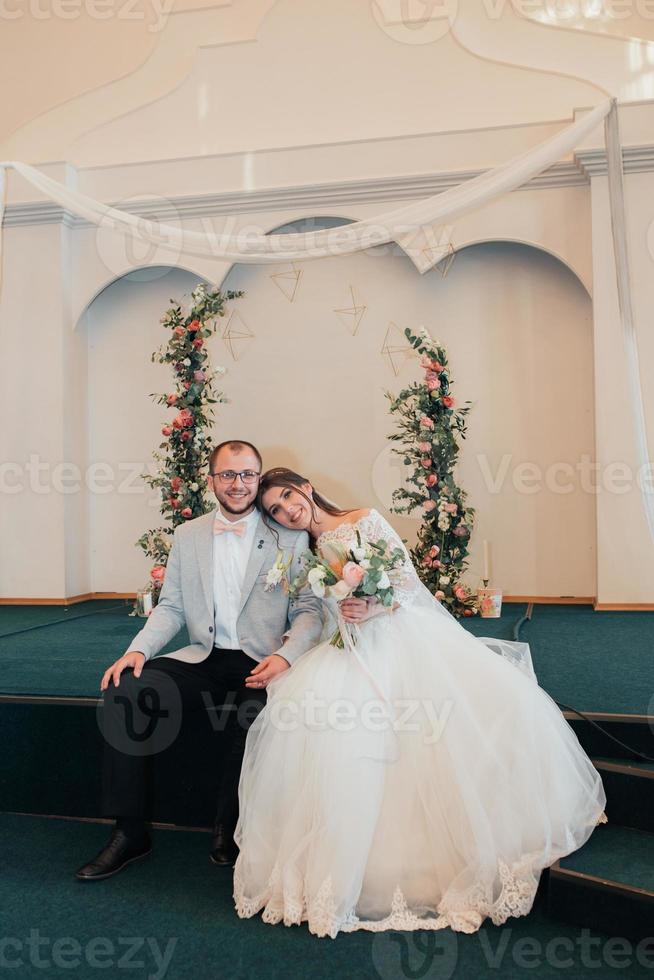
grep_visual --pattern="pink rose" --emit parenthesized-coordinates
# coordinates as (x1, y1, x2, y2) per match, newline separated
(169, 497, 180, 509)
(435, 590, 445, 600)
(192, 338, 204, 349)
(442, 395, 455, 408)
(427, 378, 440, 392)
(170, 477, 182, 491)
(167, 393, 178, 405)
(342, 562, 365, 588)
(181, 507, 192, 518)
(463, 608, 473, 617)
(151, 565, 166, 582)
(162, 425, 172, 436)
(429, 545, 439, 557)
(454, 585, 468, 600)
(421, 457, 432, 469)
(453, 525, 468, 537)
(194, 370, 206, 382)
(432, 361, 444, 373)
(175, 409, 194, 428)
(423, 499, 437, 512)
(432, 559, 442, 568)
(174, 326, 185, 338)
(422, 556, 433, 568)
(426, 474, 438, 487)
(420, 354, 433, 369)
(180, 431, 192, 442)
(419, 416, 434, 429)
(444, 502, 458, 514)
(187, 319, 201, 333)
(418, 441, 431, 453)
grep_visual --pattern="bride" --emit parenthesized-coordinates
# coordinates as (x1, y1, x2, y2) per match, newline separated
(233, 467, 607, 938)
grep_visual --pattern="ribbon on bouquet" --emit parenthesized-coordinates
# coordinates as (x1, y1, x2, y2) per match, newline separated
(335, 606, 401, 764)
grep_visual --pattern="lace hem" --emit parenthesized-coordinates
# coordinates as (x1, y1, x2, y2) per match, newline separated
(233, 844, 578, 939)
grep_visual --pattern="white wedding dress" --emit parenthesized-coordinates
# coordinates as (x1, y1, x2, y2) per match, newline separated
(233, 510, 607, 938)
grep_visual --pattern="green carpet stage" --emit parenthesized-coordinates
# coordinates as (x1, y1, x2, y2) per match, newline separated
(0, 599, 652, 713)
(1, 600, 653, 966)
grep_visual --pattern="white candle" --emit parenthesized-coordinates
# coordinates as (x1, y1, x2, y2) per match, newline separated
(483, 540, 490, 582)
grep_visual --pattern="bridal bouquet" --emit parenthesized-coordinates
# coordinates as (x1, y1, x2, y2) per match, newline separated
(291, 532, 406, 648)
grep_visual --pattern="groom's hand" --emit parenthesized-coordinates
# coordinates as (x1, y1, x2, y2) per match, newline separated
(245, 653, 290, 689)
(100, 651, 146, 691)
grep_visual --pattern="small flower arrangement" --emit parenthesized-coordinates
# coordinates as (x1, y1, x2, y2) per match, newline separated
(264, 551, 293, 593)
(291, 532, 406, 648)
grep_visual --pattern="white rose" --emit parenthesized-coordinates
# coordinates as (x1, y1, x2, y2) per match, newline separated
(307, 566, 326, 585)
(183, 358, 191, 366)
(266, 567, 283, 586)
(352, 546, 367, 561)
(440, 575, 450, 585)
(377, 571, 391, 589)
(190, 483, 199, 492)
(311, 581, 326, 599)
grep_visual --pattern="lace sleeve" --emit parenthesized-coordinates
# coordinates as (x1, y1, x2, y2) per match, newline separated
(358, 509, 420, 609)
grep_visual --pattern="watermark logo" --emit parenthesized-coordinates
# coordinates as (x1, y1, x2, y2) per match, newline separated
(372, 930, 459, 980)
(370, 0, 457, 44)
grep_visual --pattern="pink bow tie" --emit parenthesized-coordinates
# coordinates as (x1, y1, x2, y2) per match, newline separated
(214, 520, 246, 537)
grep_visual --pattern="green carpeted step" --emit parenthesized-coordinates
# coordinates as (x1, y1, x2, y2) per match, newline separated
(0, 605, 189, 697)
(1, 813, 644, 980)
(0, 600, 127, 637)
(559, 824, 654, 893)
(518, 603, 654, 715)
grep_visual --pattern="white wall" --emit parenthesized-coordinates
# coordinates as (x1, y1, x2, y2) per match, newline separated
(2, 2, 654, 603)
(77, 240, 594, 597)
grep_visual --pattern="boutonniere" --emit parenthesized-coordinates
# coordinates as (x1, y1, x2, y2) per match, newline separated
(264, 550, 293, 593)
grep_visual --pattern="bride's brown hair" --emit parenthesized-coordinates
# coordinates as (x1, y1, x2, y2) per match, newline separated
(257, 467, 347, 539)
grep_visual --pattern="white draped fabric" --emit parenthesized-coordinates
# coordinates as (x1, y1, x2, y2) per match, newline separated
(0, 100, 609, 265)
(0, 97, 652, 537)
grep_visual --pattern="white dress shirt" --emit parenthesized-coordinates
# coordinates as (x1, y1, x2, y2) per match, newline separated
(212, 504, 260, 649)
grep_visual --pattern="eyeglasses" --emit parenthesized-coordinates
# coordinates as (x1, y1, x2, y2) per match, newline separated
(211, 469, 261, 485)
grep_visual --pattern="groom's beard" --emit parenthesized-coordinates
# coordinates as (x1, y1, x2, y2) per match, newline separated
(217, 492, 257, 516)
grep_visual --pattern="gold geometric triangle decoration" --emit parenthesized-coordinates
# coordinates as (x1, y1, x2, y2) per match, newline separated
(333, 285, 367, 336)
(222, 310, 254, 361)
(270, 264, 303, 303)
(381, 322, 415, 377)
(432, 241, 456, 278)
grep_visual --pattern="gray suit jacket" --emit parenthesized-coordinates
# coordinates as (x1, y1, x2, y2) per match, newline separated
(127, 508, 323, 666)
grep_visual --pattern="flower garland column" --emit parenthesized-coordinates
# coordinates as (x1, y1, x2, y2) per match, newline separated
(387, 327, 479, 617)
(137, 282, 243, 599)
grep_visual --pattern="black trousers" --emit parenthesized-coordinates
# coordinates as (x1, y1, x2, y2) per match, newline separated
(100, 648, 266, 836)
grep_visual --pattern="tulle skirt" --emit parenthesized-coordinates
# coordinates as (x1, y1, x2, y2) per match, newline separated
(233, 603, 607, 938)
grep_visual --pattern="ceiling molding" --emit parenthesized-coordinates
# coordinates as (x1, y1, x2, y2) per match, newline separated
(6, 143, 654, 229)
(1, 160, 593, 229)
(574, 143, 654, 177)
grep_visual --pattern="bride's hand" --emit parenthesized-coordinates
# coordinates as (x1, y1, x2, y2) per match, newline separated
(340, 597, 379, 623)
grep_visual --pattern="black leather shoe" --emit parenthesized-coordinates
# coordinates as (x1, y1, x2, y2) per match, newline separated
(75, 828, 152, 882)
(210, 824, 238, 866)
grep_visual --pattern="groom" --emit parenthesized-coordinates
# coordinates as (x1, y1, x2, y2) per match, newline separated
(75, 439, 323, 881)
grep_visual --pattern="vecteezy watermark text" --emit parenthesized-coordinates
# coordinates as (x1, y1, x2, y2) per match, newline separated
(0, 0, 174, 31)
(0, 931, 177, 978)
